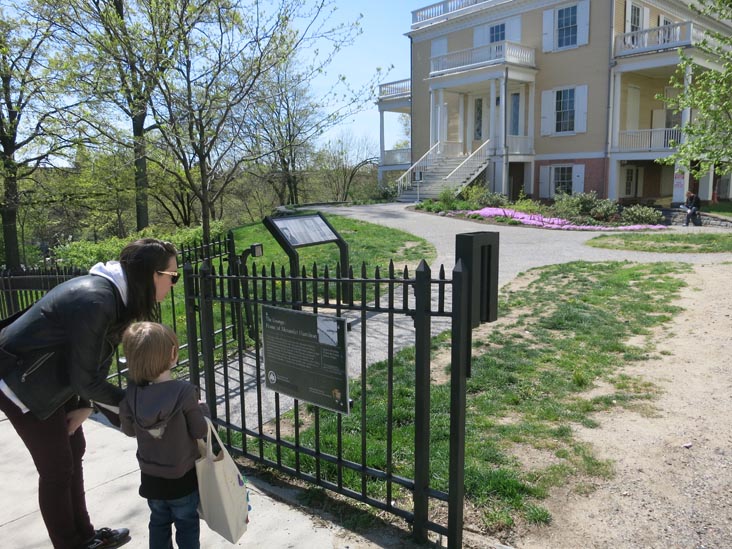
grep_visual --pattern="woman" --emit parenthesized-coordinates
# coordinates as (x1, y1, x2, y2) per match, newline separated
(684, 190, 701, 226)
(0, 238, 179, 549)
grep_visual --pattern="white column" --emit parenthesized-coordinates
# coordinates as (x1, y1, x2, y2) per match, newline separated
(612, 70, 622, 149)
(699, 166, 714, 202)
(379, 110, 385, 165)
(528, 81, 535, 145)
(458, 93, 465, 154)
(500, 73, 509, 195)
(499, 76, 507, 151)
(672, 163, 690, 204)
(681, 65, 692, 143)
(429, 90, 435, 146)
(489, 80, 497, 149)
(439, 88, 446, 148)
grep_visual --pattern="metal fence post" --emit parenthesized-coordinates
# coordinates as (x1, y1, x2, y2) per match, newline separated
(413, 259, 432, 543)
(198, 260, 217, 421)
(448, 259, 471, 549)
(182, 262, 200, 388)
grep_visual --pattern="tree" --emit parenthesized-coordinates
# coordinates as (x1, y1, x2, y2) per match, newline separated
(662, 0, 732, 177)
(246, 17, 385, 207)
(0, 3, 87, 268)
(315, 133, 377, 202)
(148, 0, 293, 242)
(39, 0, 183, 232)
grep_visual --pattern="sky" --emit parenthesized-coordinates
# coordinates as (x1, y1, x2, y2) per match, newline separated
(310, 1, 427, 153)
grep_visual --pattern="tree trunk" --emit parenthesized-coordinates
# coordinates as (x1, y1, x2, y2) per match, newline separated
(132, 113, 149, 231)
(1, 169, 21, 270)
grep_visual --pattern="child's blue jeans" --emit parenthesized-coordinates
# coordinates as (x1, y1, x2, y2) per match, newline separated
(147, 490, 200, 549)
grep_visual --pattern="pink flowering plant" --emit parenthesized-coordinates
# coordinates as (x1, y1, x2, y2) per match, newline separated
(416, 189, 668, 231)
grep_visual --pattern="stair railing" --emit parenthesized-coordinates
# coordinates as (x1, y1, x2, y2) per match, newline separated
(444, 139, 492, 192)
(397, 142, 441, 199)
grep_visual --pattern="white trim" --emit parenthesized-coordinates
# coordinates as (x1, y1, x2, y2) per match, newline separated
(535, 151, 606, 160)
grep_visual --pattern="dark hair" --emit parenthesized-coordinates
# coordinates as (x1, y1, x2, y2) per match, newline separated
(119, 238, 178, 321)
(123, 322, 178, 384)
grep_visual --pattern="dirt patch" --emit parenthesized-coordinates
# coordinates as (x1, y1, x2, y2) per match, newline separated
(504, 262, 732, 549)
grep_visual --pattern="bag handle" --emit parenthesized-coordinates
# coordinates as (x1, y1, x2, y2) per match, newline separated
(204, 417, 226, 461)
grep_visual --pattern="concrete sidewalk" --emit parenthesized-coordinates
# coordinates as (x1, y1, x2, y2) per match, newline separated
(0, 411, 401, 549)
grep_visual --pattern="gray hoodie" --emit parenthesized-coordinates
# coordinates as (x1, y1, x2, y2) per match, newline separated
(120, 379, 209, 479)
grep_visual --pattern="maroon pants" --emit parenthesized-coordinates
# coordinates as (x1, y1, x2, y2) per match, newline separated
(0, 392, 95, 548)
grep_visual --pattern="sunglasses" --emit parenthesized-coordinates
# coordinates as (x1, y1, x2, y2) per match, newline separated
(156, 270, 180, 284)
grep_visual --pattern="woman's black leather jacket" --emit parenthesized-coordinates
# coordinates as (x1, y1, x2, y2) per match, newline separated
(0, 274, 128, 420)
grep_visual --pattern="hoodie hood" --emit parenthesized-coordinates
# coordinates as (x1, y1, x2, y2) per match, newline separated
(125, 381, 192, 439)
(89, 260, 128, 306)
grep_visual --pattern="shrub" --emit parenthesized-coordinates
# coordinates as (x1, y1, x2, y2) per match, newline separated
(437, 187, 460, 210)
(511, 191, 548, 215)
(52, 222, 226, 268)
(460, 184, 508, 208)
(551, 192, 622, 224)
(590, 200, 620, 222)
(620, 204, 663, 225)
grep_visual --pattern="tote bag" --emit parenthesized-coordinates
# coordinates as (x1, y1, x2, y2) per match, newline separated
(196, 417, 249, 543)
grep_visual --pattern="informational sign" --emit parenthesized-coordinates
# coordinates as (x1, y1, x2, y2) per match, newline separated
(262, 304, 349, 414)
(269, 214, 339, 247)
(674, 172, 685, 190)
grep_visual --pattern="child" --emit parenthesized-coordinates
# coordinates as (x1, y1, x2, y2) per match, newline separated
(119, 322, 210, 549)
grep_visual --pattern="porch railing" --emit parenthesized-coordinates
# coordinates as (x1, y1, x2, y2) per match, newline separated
(383, 148, 411, 166)
(507, 135, 533, 155)
(378, 79, 411, 99)
(431, 41, 535, 75)
(413, 0, 497, 25)
(617, 128, 682, 151)
(615, 21, 708, 56)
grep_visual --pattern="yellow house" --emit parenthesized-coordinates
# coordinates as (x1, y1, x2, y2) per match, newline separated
(377, 0, 732, 205)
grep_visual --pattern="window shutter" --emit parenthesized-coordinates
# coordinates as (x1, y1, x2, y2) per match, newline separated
(542, 9, 554, 52)
(539, 165, 551, 198)
(643, 7, 650, 29)
(506, 16, 521, 42)
(575, 85, 588, 133)
(431, 37, 447, 57)
(624, 1, 631, 33)
(572, 164, 585, 194)
(474, 24, 488, 48)
(577, 0, 590, 46)
(540, 90, 554, 136)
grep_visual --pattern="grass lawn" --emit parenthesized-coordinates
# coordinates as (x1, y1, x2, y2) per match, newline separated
(259, 259, 691, 534)
(586, 232, 732, 253)
(231, 213, 435, 273)
(705, 201, 732, 219)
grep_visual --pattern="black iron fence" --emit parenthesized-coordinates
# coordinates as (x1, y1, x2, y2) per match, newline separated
(181, 232, 480, 547)
(0, 230, 498, 549)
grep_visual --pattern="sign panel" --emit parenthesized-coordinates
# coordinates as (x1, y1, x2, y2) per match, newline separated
(262, 305, 349, 414)
(270, 214, 338, 247)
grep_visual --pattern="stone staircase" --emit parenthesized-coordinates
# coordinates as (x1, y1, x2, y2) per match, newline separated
(396, 157, 467, 202)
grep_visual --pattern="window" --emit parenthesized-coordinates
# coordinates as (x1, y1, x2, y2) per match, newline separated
(489, 23, 505, 44)
(539, 164, 585, 198)
(630, 5, 641, 33)
(542, 0, 589, 52)
(540, 85, 587, 136)
(554, 166, 573, 195)
(557, 6, 577, 48)
(624, 168, 634, 196)
(510, 93, 520, 136)
(555, 88, 575, 133)
(474, 98, 483, 140)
